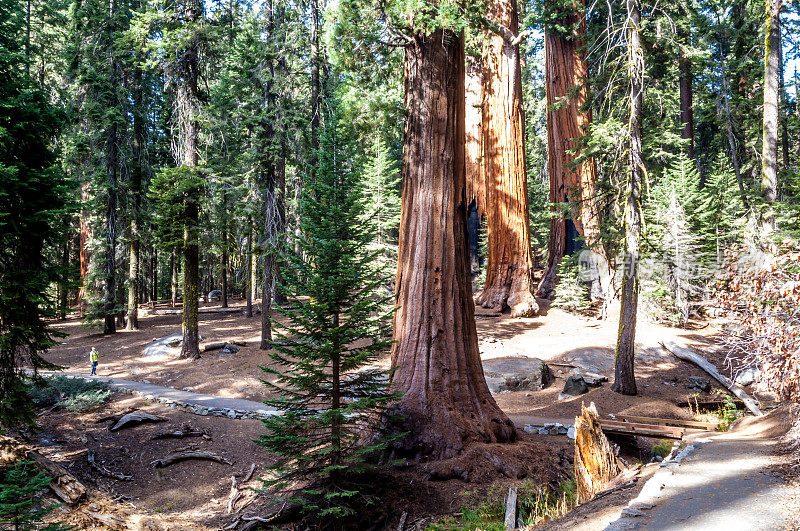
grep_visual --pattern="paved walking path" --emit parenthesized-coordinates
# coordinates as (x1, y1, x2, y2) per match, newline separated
(39, 371, 277, 420)
(606, 422, 797, 530)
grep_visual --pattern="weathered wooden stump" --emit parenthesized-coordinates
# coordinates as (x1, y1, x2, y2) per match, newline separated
(574, 402, 621, 503)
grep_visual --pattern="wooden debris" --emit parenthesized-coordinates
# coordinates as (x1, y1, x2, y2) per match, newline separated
(27, 450, 87, 504)
(504, 487, 517, 530)
(398, 511, 408, 531)
(611, 415, 719, 431)
(87, 451, 133, 481)
(152, 450, 233, 468)
(660, 340, 763, 416)
(600, 420, 688, 439)
(110, 412, 166, 431)
(574, 402, 622, 504)
(227, 475, 240, 514)
(241, 462, 257, 483)
(151, 424, 206, 440)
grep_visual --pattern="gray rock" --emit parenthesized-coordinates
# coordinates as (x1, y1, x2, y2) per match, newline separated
(482, 357, 552, 394)
(582, 373, 609, 387)
(561, 375, 589, 397)
(685, 376, 711, 393)
(143, 332, 183, 357)
(221, 343, 239, 354)
(208, 290, 222, 302)
(734, 367, 760, 387)
(567, 426, 576, 439)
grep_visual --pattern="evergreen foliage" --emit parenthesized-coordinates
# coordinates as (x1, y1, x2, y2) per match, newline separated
(0, 461, 70, 530)
(0, 0, 70, 427)
(552, 253, 590, 313)
(257, 97, 400, 521)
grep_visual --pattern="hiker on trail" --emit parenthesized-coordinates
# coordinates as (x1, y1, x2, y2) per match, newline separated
(89, 347, 99, 375)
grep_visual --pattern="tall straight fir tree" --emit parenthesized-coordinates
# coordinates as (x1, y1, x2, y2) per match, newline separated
(258, 96, 399, 521)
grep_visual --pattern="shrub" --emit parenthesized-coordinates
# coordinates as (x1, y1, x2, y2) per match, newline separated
(715, 242, 800, 402)
(26, 376, 112, 411)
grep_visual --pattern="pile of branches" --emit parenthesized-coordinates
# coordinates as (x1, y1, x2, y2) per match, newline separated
(715, 242, 800, 402)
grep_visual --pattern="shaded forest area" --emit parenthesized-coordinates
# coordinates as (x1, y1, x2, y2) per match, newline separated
(2, 0, 800, 527)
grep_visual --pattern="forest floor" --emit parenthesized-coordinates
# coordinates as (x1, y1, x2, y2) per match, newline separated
(25, 296, 792, 529)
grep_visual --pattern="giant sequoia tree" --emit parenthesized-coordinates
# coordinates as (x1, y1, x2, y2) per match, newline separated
(477, 0, 539, 318)
(538, 0, 607, 301)
(391, 29, 516, 458)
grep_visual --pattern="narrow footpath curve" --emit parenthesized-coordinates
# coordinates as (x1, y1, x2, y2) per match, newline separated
(606, 413, 798, 531)
(37, 371, 278, 420)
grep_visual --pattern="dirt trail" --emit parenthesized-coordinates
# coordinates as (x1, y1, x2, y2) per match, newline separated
(604, 409, 799, 530)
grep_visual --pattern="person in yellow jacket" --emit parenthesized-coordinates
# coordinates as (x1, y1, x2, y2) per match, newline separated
(89, 347, 99, 375)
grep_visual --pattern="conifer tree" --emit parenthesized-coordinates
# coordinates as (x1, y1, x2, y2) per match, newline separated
(0, 0, 69, 426)
(258, 97, 398, 520)
(0, 461, 69, 530)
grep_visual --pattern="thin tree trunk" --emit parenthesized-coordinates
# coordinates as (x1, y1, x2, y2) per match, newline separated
(127, 65, 144, 330)
(538, 0, 608, 302)
(391, 30, 516, 459)
(612, 0, 644, 396)
(478, 0, 538, 317)
(103, 76, 118, 334)
(245, 215, 253, 317)
(151, 246, 158, 303)
(179, 0, 202, 360)
(171, 249, 178, 307)
(779, 44, 789, 177)
(77, 181, 91, 311)
(221, 193, 229, 308)
(59, 240, 70, 319)
(679, 31, 694, 161)
(760, 0, 782, 234)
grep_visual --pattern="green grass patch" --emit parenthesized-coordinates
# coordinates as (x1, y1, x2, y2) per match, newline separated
(428, 479, 578, 530)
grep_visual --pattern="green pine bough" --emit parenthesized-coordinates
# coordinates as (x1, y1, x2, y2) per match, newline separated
(257, 94, 403, 522)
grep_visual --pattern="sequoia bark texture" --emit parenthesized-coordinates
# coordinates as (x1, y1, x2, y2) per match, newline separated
(478, 0, 538, 318)
(465, 57, 485, 277)
(613, 0, 643, 396)
(391, 30, 516, 459)
(538, 0, 606, 300)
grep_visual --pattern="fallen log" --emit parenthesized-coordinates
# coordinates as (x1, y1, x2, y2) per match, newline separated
(574, 402, 622, 504)
(151, 425, 206, 440)
(87, 451, 133, 481)
(152, 451, 233, 468)
(110, 412, 166, 431)
(660, 340, 762, 416)
(27, 450, 87, 504)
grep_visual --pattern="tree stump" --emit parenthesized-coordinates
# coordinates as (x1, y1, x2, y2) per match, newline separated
(574, 402, 621, 503)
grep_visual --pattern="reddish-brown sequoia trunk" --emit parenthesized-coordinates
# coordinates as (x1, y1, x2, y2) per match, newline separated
(538, 0, 608, 301)
(391, 30, 516, 459)
(477, 0, 538, 317)
(465, 57, 485, 277)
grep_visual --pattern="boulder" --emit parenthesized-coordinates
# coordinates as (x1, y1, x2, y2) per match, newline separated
(221, 343, 239, 354)
(558, 375, 589, 400)
(685, 376, 711, 393)
(581, 373, 608, 387)
(482, 357, 552, 394)
(733, 367, 760, 387)
(208, 290, 222, 302)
